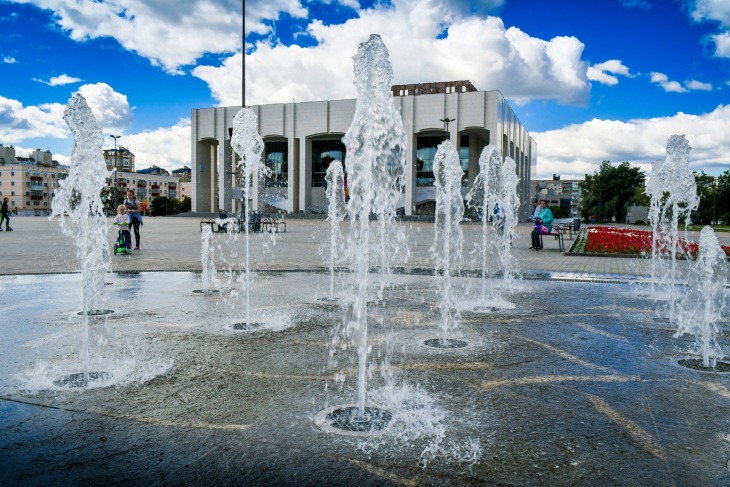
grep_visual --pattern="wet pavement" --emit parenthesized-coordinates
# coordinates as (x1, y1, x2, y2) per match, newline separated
(2, 269, 730, 486)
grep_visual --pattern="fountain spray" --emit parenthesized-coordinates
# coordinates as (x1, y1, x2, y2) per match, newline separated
(230, 108, 267, 326)
(200, 225, 218, 293)
(325, 160, 346, 300)
(466, 144, 501, 301)
(675, 226, 727, 368)
(342, 34, 407, 416)
(646, 135, 699, 320)
(430, 140, 464, 344)
(51, 93, 111, 385)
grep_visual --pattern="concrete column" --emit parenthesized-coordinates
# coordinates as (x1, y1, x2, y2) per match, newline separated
(288, 138, 299, 212)
(298, 137, 312, 212)
(218, 140, 233, 213)
(210, 144, 217, 212)
(402, 97, 416, 215)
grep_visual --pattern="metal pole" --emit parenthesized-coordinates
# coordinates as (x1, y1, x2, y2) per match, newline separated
(110, 135, 121, 206)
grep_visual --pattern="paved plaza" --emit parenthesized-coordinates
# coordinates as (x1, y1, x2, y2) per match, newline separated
(1, 215, 719, 277)
(2, 216, 730, 486)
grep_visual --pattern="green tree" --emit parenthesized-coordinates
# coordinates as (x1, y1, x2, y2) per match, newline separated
(151, 196, 178, 216)
(178, 196, 191, 213)
(715, 170, 730, 223)
(579, 161, 645, 222)
(691, 171, 715, 225)
(101, 187, 122, 215)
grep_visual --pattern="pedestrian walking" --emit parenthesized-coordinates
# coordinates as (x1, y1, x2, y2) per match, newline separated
(0, 197, 12, 231)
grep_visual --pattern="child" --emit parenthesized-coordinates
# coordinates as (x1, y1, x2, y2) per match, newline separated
(114, 204, 132, 252)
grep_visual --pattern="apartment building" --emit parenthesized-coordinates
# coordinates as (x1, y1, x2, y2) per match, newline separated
(534, 174, 582, 217)
(104, 146, 135, 172)
(106, 170, 179, 208)
(0, 145, 68, 216)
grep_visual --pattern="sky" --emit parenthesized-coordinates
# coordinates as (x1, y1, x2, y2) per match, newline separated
(0, 0, 728, 179)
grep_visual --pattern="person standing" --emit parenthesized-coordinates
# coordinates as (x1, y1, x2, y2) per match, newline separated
(0, 197, 11, 231)
(124, 190, 143, 250)
(530, 200, 553, 251)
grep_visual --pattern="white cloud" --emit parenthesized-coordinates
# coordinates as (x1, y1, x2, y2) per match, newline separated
(532, 105, 730, 179)
(194, 0, 592, 107)
(0, 83, 131, 144)
(8, 0, 307, 72)
(586, 59, 634, 86)
(712, 32, 730, 57)
(120, 119, 191, 173)
(34, 74, 83, 86)
(0, 95, 67, 143)
(3, 56, 17, 64)
(650, 72, 687, 93)
(690, 0, 730, 28)
(78, 83, 133, 131)
(685, 79, 713, 90)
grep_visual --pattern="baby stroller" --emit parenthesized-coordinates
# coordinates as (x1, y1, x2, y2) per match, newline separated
(113, 229, 132, 255)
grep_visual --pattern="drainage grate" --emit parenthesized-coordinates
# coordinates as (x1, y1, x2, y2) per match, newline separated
(652, 317, 670, 323)
(678, 358, 730, 373)
(474, 306, 501, 313)
(192, 289, 220, 294)
(232, 322, 262, 331)
(53, 371, 110, 388)
(318, 297, 341, 303)
(325, 406, 392, 433)
(424, 338, 468, 349)
(77, 309, 115, 316)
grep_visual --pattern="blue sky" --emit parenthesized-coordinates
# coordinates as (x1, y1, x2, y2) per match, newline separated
(0, 0, 728, 177)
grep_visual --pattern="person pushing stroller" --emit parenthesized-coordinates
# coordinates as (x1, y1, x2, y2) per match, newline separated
(113, 204, 132, 254)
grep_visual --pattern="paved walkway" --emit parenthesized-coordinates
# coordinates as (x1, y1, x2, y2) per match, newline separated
(1, 216, 716, 276)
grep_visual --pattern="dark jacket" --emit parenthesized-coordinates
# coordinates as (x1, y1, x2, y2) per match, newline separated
(1, 201, 8, 215)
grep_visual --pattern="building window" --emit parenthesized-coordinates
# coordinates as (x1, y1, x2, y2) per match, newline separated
(10, 201, 14, 205)
(10, 172, 14, 176)
(11, 182, 14, 186)
(44, 202, 48, 206)
(25, 172, 29, 176)
(34, 201, 40, 206)
(25, 192, 29, 196)
(26, 182, 30, 187)
(11, 191, 14, 196)
(459, 134, 469, 182)
(416, 135, 448, 187)
(265, 141, 288, 187)
(312, 139, 346, 187)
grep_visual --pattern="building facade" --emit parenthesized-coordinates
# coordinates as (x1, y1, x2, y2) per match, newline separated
(106, 170, 179, 208)
(104, 146, 135, 172)
(191, 83, 537, 219)
(534, 175, 582, 217)
(0, 145, 68, 216)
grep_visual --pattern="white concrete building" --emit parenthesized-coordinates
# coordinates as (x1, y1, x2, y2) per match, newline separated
(191, 82, 536, 220)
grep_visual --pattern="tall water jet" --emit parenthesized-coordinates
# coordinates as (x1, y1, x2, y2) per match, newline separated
(51, 93, 111, 386)
(466, 144, 501, 302)
(675, 226, 728, 368)
(342, 34, 407, 417)
(199, 225, 218, 293)
(230, 108, 266, 326)
(429, 140, 464, 345)
(496, 156, 521, 290)
(646, 135, 699, 319)
(325, 160, 346, 301)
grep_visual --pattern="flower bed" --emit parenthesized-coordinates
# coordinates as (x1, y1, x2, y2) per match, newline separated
(569, 226, 730, 257)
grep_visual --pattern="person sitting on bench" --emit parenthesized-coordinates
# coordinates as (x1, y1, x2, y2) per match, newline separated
(530, 200, 553, 251)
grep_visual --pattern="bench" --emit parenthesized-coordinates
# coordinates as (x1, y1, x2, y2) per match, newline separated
(260, 214, 286, 233)
(554, 222, 575, 240)
(200, 218, 217, 232)
(538, 230, 565, 252)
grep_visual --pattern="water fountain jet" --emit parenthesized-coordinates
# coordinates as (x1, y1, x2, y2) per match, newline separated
(51, 93, 112, 388)
(675, 226, 729, 371)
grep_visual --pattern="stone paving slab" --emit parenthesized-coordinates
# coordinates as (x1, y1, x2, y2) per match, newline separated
(1, 216, 719, 277)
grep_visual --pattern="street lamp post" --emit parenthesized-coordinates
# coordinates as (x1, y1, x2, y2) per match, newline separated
(439, 118, 455, 134)
(109, 134, 121, 206)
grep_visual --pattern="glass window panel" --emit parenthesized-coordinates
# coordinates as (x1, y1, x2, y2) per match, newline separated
(312, 140, 346, 187)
